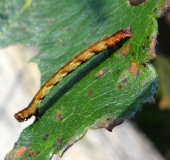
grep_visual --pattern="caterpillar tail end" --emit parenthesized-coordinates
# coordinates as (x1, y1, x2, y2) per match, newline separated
(122, 28, 133, 37)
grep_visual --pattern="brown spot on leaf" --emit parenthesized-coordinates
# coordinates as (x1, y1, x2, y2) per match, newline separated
(130, 62, 137, 74)
(153, 8, 157, 13)
(118, 84, 123, 89)
(88, 90, 93, 97)
(92, 117, 124, 132)
(150, 36, 157, 58)
(29, 150, 34, 157)
(91, 114, 125, 131)
(142, 45, 146, 51)
(128, 0, 146, 6)
(124, 44, 131, 55)
(42, 134, 49, 141)
(54, 138, 63, 147)
(66, 27, 70, 31)
(117, 78, 129, 90)
(116, 69, 120, 74)
(95, 69, 109, 79)
(131, 52, 135, 56)
(122, 78, 128, 84)
(136, 70, 140, 79)
(118, 43, 131, 56)
(96, 123, 108, 129)
(55, 106, 64, 121)
(13, 146, 27, 157)
(36, 151, 41, 156)
(57, 114, 63, 121)
(56, 138, 63, 144)
(106, 118, 111, 121)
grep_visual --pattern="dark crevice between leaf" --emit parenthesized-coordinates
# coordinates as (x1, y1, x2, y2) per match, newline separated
(37, 38, 131, 119)
(127, 0, 146, 6)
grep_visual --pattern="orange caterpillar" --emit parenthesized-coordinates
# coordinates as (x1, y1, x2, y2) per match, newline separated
(14, 28, 132, 122)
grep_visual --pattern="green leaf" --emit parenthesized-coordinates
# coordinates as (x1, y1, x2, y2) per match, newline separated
(3, 0, 166, 159)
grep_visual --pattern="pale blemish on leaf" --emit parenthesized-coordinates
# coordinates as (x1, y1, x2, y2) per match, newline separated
(130, 62, 137, 74)
(13, 146, 27, 157)
(95, 68, 109, 79)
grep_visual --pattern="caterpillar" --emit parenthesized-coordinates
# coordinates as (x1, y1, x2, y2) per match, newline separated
(14, 28, 132, 122)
